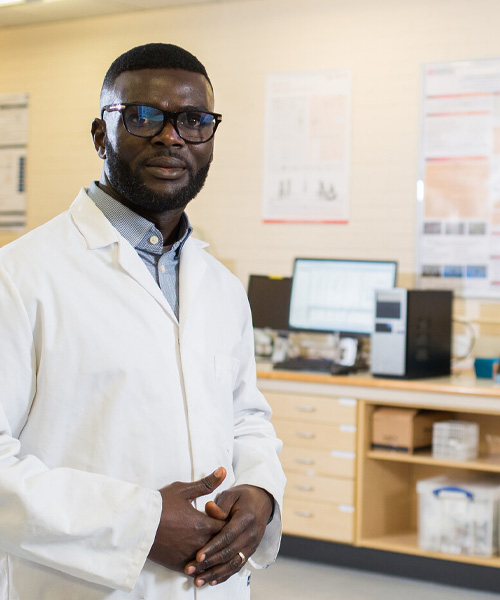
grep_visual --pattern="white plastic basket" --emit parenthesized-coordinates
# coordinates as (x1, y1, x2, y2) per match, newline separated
(432, 420, 479, 461)
(417, 475, 500, 556)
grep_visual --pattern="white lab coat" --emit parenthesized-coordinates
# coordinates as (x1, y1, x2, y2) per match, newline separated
(0, 188, 285, 600)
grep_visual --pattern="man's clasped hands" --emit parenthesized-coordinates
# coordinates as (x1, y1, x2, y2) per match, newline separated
(148, 467, 274, 588)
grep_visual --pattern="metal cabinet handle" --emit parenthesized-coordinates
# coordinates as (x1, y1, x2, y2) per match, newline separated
(294, 510, 313, 518)
(294, 484, 314, 492)
(296, 405, 316, 413)
(296, 432, 315, 439)
(295, 457, 314, 465)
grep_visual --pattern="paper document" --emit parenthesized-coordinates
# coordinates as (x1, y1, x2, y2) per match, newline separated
(418, 60, 500, 297)
(262, 70, 351, 223)
(0, 93, 28, 230)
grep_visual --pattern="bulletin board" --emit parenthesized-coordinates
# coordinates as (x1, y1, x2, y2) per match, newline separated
(417, 58, 500, 298)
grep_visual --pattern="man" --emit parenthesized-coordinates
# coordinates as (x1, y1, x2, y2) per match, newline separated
(0, 43, 285, 599)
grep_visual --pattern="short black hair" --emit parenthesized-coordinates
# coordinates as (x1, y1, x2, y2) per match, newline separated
(101, 43, 212, 100)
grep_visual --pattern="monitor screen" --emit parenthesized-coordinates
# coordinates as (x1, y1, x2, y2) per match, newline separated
(288, 258, 397, 336)
(247, 275, 292, 331)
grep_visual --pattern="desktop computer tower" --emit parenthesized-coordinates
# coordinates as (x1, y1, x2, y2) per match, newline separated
(371, 289, 452, 379)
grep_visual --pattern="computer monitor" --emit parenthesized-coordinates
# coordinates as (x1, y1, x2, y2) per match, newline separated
(247, 274, 292, 331)
(288, 258, 398, 337)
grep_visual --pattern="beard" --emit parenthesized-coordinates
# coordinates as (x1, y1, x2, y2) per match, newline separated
(104, 140, 212, 212)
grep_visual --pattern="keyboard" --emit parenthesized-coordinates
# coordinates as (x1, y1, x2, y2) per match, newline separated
(273, 357, 352, 375)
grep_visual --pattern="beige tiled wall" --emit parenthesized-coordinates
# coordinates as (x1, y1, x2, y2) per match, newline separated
(1, 0, 500, 354)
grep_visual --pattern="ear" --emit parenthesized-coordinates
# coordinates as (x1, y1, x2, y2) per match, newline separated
(91, 118, 107, 160)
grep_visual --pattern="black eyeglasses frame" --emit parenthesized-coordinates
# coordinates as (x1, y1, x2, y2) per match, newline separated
(100, 103, 222, 144)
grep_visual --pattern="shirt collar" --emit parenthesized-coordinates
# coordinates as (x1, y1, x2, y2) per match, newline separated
(87, 181, 192, 256)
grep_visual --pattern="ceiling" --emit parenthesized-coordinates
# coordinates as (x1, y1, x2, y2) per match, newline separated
(0, 0, 247, 28)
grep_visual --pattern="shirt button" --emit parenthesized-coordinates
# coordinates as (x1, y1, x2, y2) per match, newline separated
(160, 264, 166, 274)
(149, 235, 159, 245)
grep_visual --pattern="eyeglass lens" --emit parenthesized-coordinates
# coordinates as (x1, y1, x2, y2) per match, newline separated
(123, 105, 217, 142)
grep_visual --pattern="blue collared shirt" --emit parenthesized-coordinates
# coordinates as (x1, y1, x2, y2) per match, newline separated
(87, 181, 192, 320)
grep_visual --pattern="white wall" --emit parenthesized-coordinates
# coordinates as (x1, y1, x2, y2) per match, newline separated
(0, 0, 498, 305)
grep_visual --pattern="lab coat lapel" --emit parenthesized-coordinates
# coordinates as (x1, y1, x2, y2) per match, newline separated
(70, 188, 175, 319)
(178, 237, 208, 333)
(116, 239, 174, 317)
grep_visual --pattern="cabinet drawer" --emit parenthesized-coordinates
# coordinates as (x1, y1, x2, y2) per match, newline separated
(285, 472, 354, 504)
(274, 419, 356, 452)
(283, 497, 354, 543)
(268, 391, 357, 425)
(280, 445, 356, 478)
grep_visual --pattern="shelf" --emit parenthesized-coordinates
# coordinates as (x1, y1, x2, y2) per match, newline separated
(358, 532, 500, 567)
(367, 449, 500, 473)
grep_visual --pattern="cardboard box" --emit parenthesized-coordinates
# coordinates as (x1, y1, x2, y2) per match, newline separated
(371, 407, 447, 453)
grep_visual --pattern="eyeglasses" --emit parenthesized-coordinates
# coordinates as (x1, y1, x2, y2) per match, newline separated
(101, 103, 222, 144)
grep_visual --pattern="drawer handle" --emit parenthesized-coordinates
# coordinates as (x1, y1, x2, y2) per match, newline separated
(331, 450, 355, 460)
(296, 432, 315, 439)
(294, 510, 313, 518)
(340, 424, 357, 433)
(294, 484, 314, 492)
(296, 405, 316, 413)
(295, 457, 314, 465)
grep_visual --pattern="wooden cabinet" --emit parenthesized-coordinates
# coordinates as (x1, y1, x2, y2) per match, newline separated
(263, 389, 357, 543)
(357, 401, 500, 567)
(258, 369, 500, 570)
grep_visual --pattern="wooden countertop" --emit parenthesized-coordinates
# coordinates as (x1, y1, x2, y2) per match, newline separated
(257, 363, 500, 398)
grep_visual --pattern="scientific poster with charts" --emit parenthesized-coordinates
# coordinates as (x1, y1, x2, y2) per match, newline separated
(418, 59, 500, 298)
(0, 93, 28, 230)
(262, 70, 351, 223)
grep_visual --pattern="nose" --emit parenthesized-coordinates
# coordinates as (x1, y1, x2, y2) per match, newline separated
(152, 118, 185, 147)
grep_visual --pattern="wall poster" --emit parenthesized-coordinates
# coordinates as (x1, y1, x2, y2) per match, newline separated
(262, 69, 351, 223)
(418, 59, 500, 298)
(0, 92, 28, 230)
